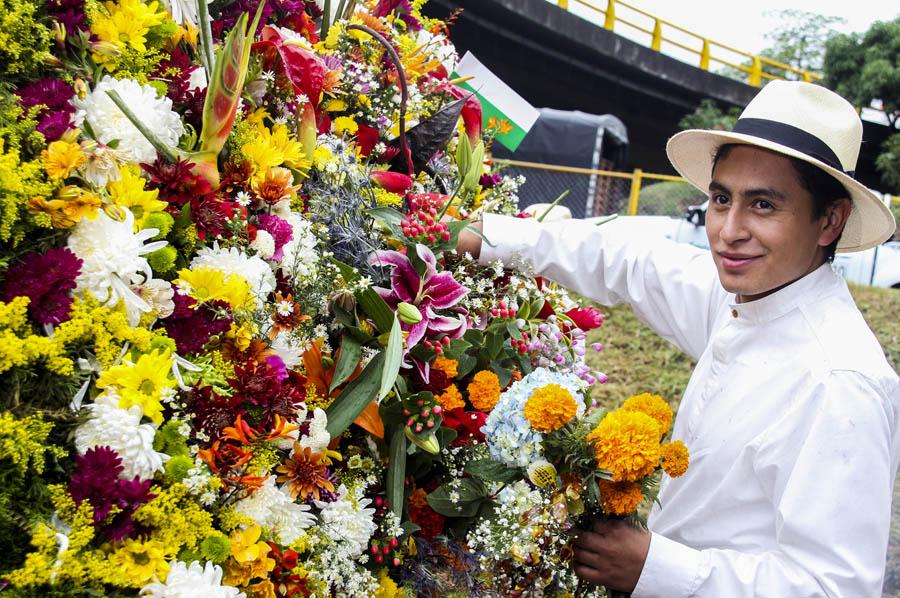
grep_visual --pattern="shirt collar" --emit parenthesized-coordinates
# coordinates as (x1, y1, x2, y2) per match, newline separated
(727, 263, 842, 324)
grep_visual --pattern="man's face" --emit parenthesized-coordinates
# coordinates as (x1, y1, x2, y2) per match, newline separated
(706, 146, 835, 302)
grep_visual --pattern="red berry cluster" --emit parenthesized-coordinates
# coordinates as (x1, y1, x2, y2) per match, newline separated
(422, 335, 450, 356)
(369, 533, 401, 567)
(489, 299, 517, 319)
(401, 195, 451, 244)
(511, 331, 530, 354)
(402, 399, 443, 434)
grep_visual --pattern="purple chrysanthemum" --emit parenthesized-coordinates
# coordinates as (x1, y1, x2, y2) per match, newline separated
(163, 292, 233, 354)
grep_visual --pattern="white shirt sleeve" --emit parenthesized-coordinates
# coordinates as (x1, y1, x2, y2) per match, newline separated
(633, 370, 896, 598)
(478, 213, 723, 359)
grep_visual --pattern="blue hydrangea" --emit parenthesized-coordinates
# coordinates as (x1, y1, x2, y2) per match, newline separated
(481, 368, 587, 468)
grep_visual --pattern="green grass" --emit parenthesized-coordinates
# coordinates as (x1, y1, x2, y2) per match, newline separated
(583, 284, 900, 596)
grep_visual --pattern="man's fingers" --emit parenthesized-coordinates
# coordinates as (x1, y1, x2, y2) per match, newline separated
(573, 563, 605, 586)
(572, 530, 607, 553)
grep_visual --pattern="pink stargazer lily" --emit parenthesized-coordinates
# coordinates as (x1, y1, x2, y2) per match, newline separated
(369, 244, 468, 358)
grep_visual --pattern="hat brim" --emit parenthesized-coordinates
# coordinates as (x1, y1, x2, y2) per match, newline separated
(666, 129, 896, 252)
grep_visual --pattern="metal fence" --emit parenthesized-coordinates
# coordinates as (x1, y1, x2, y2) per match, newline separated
(494, 158, 703, 218)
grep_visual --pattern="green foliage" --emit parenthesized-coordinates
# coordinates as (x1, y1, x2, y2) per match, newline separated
(876, 133, 900, 194)
(638, 181, 707, 217)
(824, 17, 900, 127)
(759, 9, 845, 74)
(678, 99, 739, 132)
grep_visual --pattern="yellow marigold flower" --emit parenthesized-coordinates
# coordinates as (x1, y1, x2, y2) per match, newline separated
(107, 164, 165, 231)
(660, 440, 690, 478)
(42, 139, 85, 179)
(108, 538, 171, 587)
(323, 98, 348, 112)
(175, 266, 253, 309)
(587, 410, 661, 482)
(436, 384, 465, 411)
(433, 357, 458, 378)
(246, 580, 277, 598)
(621, 392, 673, 437)
(598, 479, 644, 516)
(332, 116, 358, 137)
(96, 349, 175, 424)
(524, 383, 578, 432)
(467, 370, 501, 412)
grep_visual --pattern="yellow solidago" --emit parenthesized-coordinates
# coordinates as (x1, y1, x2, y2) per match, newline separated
(175, 266, 253, 309)
(598, 479, 644, 516)
(96, 348, 175, 424)
(375, 569, 401, 598)
(524, 383, 578, 432)
(620, 392, 672, 437)
(587, 410, 661, 482)
(108, 538, 173, 587)
(42, 139, 86, 180)
(467, 370, 501, 412)
(91, 0, 166, 63)
(132, 483, 214, 552)
(0, 412, 63, 477)
(242, 123, 309, 174)
(107, 164, 166, 231)
(660, 440, 690, 478)
(332, 116, 358, 137)
(0, 297, 72, 375)
(372, 187, 403, 207)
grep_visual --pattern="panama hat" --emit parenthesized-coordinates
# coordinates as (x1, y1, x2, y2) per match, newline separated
(666, 80, 896, 252)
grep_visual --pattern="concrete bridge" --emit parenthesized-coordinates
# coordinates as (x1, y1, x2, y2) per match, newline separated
(423, 0, 892, 191)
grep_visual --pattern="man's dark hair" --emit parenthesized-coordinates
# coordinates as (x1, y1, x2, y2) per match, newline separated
(711, 144, 849, 262)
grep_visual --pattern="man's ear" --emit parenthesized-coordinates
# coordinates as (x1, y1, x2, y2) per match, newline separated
(818, 198, 852, 248)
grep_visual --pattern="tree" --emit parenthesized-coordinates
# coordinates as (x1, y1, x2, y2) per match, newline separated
(678, 99, 739, 132)
(824, 17, 900, 191)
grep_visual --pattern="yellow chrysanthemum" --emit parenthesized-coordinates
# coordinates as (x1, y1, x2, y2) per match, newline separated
(436, 384, 465, 411)
(108, 538, 171, 587)
(175, 267, 253, 309)
(524, 383, 578, 432)
(587, 410, 661, 482)
(242, 123, 309, 173)
(96, 349, 175, 424)
(323, 98, 348, 112)
(660, 440, 690, 478)
(332, 116, 358, 137)
(91, 0, 166, 60)
(467, 370, 501, 412)
(598, 479, 644, 516)
(433, 357, 458, 378)
(42, 140, 85, 180)
(107, 165, 166, 230)
(621, 392, 673, 437)
(312, 145, 333, 169)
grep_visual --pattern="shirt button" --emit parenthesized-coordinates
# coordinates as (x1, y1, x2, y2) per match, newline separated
(731, 309, 738, 318)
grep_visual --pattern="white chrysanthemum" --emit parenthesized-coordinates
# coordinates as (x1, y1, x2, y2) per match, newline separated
(316, 484, 377, 556)
(269, 329, 303, 369)
(299, 408, 330, 453)
(250, 230, 276, 259)
(191, 244, 276, 306)
(233, 476, 315, 545)
(71, 76, 184, 164)
(68, 209, 168, 326)
(141, 560, 244, 598)
(74, 392, 169, 481)
(279, 212, 318, 278)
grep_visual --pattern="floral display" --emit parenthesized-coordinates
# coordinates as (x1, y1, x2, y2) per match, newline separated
(0, 0, 687, 596)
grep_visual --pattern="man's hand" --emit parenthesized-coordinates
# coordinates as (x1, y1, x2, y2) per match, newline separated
(443, 215, 483, 259)
(572, 518, 652, 592)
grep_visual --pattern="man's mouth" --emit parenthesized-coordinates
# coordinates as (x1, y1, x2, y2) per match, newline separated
(718, 252, 760, 269)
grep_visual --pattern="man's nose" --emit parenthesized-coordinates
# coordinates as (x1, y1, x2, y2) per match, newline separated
(718, 207, 751, 244)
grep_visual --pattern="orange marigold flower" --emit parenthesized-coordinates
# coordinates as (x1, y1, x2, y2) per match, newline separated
(587, 410, 661, 482)
(408, 487, 429, 509)
(275, 444, 336, 501)
(660, 440, 690, 477)
(436, 384, 465, 411)
(620, 392, 673, 436)
(432, 356, 459, 378)
(467, 370, 501, 412)
(523, 383, 578, 432)
(598, 479, 644, 516)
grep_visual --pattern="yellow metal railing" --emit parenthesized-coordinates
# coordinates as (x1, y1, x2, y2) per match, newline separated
(555, 0, 823, 87)
(493, 158, 686, 215)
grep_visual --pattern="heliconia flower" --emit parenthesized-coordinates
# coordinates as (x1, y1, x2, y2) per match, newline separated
(368, 244, 468, 351)
(445, 85, 483, 145)
(565, 305, 605, 331)
(370, 171, 413, 195)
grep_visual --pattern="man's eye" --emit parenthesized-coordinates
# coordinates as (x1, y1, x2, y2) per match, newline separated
(755, 200, 774, 210)
(712, 194, 729, 205)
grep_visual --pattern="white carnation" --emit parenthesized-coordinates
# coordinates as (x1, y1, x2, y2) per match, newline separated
(234, 477, 315, 545)
(67, 209, 168, 326)
(74, 393, 169, 481)
(141, 560, 244, 598)
(71, 76, 184, 164)
(191, 244, 276, 306)
(316, 484, 377, 556)
(250, 230, 276, 259)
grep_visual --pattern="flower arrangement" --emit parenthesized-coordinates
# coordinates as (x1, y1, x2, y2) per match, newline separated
(0, 0, 684, 595)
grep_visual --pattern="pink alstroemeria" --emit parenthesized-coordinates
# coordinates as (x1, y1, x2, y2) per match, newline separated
(369, 244, 468, 356)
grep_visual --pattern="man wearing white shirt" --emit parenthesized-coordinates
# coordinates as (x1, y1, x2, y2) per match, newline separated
(457, 81, 900, 596)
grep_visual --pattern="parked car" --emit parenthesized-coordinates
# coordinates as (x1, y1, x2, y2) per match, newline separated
(594, 202, 900, 289)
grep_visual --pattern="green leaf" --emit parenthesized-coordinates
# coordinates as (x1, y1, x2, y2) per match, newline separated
(379, 316, 403, 402)
(496, 367, 512, 389)
(329, 335, 362, 393)
(399, 521, 421, 538)
(463, 329, 484, 345)
(464, 459, 522, 484)
(456, 353, 477, 378)
(426, 478, 487, 517)
(386, 427, 407, 519)
(506, 321, 523, 341)
(367, 206, 406, 239)
(517, 301, 531, 320)
(464, 141, 485, 191)
(325, 352, 385, 438)
(358, 287, 395, 333)
(330, 257, 361, 284)
(486, 332, 503, 360)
